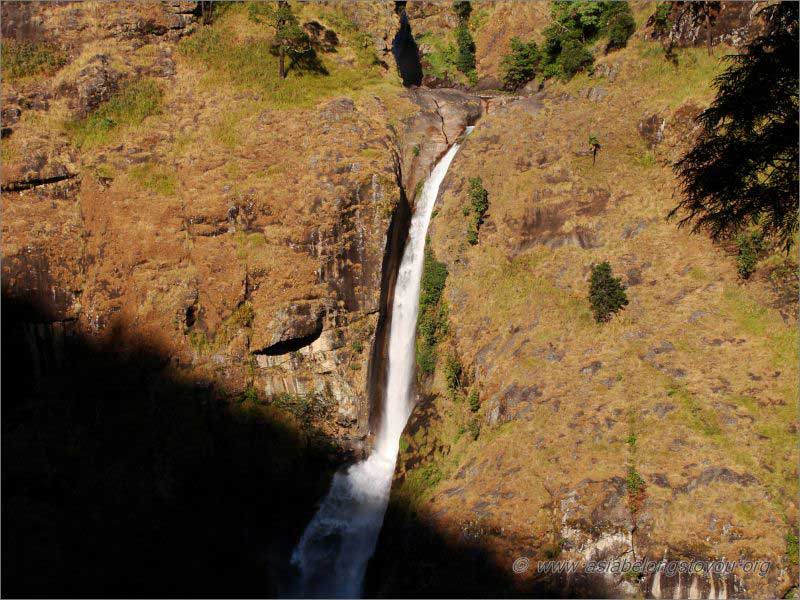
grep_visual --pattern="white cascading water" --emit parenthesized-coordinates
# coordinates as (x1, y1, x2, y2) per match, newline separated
(290, 129, 472, 598)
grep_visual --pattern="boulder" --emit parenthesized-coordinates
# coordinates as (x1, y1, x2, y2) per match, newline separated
(72, 55, 121, 117)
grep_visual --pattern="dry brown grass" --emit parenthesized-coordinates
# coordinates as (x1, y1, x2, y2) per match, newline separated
(395, 30, 798, 592)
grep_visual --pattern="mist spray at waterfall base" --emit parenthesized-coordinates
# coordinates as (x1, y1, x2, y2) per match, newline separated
(290, 132, 471, 598)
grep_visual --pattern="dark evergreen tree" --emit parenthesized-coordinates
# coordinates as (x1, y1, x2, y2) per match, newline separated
(671, 3, 799, 250)
(452, 0, 476, 79)
(452, 0, 472, 22)
(501, 37, 540, 90)
(454, 23, 476, 75)
(589, 262, 628, 323)
(602, 1, 636, 52)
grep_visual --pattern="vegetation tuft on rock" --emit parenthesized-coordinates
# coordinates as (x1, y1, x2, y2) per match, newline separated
(0, 40, 67, 81)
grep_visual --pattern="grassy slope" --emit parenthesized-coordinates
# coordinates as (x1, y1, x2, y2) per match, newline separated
(392, 25, 798, 595)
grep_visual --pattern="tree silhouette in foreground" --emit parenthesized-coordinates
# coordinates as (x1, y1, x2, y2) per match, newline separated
(671, 2, 799, 251)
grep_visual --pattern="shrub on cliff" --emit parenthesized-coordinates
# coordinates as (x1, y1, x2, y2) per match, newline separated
(466, 177, 489, 245)
(417, 244, 449, 375)
(541, 1, 635, 80)
(468, 388, 480, 413)
(444, 353, 463, 396)
(589, 262, 628, 323)
(558, 38, 594, 78)
(735, 231, 764, 280)
(602, 1, 636, 52)
(501, 37, 541, 90)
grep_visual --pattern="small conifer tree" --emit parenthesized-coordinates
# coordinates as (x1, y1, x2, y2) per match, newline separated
(589, 262, 628, 322)
(466, 177, 489, 245)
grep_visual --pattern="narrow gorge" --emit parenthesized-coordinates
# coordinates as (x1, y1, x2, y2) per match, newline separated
(292, 133, 470, 598)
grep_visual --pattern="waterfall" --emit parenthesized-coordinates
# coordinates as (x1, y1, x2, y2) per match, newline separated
(290, 130, 471, 598)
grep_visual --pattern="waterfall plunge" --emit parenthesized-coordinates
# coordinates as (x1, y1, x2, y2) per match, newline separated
(290, 131, 471, 598)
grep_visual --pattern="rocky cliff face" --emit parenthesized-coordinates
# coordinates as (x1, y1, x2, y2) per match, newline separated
(645, 1, 767, 50)
(1, 1, 486, 456)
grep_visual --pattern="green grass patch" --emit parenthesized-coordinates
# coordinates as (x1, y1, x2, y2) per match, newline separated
(65, 78, 163, 149)
(636, 43, 725, 110)
(787, 530, 799, 565)
(1, 139, 18, 164)
(210, 112, 243, 149)
(472, 250, 593, 334)
(360, 148, 381, 159)
(1, 40, 67, 81)
(188, 330, 211, 355)
(234, 232, 267, 261)
(636, 150, 656, 168)
(398, 461, 443, 505)
(92, 163, 117, 182)
(399, 435, 410, 454)
(722, 286, 798, 368)
(667, 383, 721, 437)
(130, 163, 178, 196)
(177, 6, 386, 109)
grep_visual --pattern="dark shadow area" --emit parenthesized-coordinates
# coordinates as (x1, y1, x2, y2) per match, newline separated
(1, 294, 339, 598)
(365, 498, 621, 599)
(254, 323, 324, 356)
(3, 295, 625, 599)
(367, 180, 412, 439)
(367, 506, 527, 598)
(289, 48, 329, 76)
(392, 2, 423, 87)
